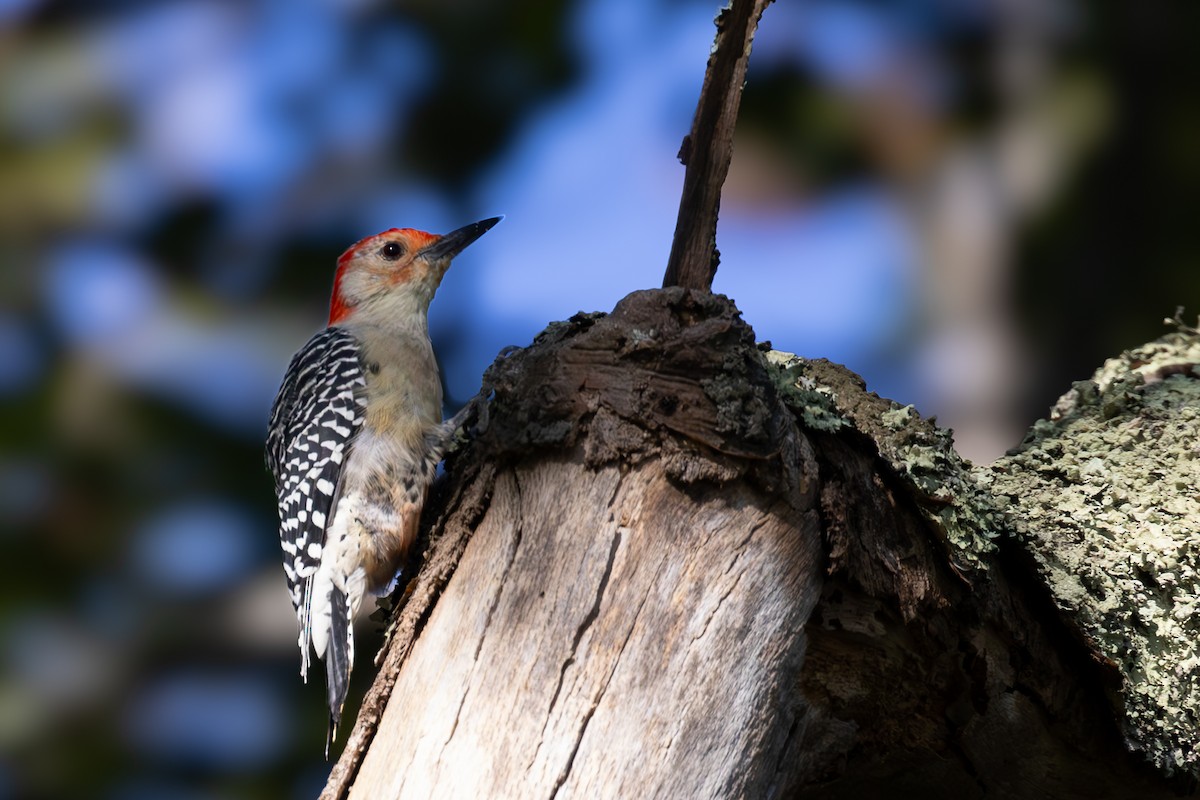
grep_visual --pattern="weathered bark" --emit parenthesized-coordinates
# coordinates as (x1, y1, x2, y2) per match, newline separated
(320, 290, 1199, 799)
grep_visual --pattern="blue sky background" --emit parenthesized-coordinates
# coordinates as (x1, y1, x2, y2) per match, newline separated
(2, 0, 1198, 797)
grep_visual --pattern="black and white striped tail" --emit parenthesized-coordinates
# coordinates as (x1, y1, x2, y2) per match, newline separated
(324, 585, 354, 758)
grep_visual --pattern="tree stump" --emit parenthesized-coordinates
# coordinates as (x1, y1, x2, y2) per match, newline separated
(321, 290, 1199, 799)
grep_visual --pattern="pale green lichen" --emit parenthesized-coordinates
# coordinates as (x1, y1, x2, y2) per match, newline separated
(764, 349, 1001, 569)
(768, 329, 1200, 777)
(881, 404, 918, 430)
(876, 406, 1001, 570)
(762, 349, 848, 433)
(981, 328, 1200, 777)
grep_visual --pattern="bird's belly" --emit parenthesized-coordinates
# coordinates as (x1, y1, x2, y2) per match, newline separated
(332, 427, 436, 591)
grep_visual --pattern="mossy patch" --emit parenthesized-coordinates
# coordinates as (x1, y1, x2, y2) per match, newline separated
(764, 350, 1002, 570)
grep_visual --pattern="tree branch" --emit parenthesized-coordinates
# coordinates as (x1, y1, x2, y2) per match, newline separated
(662, 0, 773, 291)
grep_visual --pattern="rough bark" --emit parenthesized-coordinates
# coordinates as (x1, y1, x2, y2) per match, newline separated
(320, 290, 1199, 799)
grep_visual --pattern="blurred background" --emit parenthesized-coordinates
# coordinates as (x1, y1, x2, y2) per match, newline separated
(2, 0, 1198, 796)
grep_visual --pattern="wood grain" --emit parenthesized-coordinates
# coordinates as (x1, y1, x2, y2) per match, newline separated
(349, 456, 820, 798)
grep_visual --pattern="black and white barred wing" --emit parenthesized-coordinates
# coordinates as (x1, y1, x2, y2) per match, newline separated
(265, 326, 366, 681)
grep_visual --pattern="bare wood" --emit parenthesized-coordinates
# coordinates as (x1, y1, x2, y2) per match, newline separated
(351, 457, 820, 798)
(662, 0, 774, 291)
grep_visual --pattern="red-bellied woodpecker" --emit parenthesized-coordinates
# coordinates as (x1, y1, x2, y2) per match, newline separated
(265, 217, 500, 752)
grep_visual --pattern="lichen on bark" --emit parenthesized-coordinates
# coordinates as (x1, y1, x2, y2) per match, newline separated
(764, 350, 1003, 571)
(981, 328, 1200, 776)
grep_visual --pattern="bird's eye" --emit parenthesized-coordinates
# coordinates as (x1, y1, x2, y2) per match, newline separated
(381, 242, 404, 260)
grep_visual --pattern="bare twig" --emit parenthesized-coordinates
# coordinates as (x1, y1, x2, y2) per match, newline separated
(662, 0, 774, 291)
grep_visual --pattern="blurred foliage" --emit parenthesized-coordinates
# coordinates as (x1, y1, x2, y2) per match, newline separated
(1, 1, 1199, 798)
(1, 1, 580, 797)
(1019, 2, 1200, 405)
(398, 0, 579, 185)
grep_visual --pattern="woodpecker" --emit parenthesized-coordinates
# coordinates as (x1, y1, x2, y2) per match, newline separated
(265, 217, 500, 752)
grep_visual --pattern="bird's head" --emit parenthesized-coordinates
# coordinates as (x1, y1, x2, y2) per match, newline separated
(328, 216, 501, 325)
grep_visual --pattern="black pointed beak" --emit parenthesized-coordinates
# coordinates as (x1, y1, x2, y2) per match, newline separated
(419, 216, 503, 261)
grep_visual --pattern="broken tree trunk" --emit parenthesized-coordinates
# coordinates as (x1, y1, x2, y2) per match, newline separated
(320, 290, 1200, 799)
